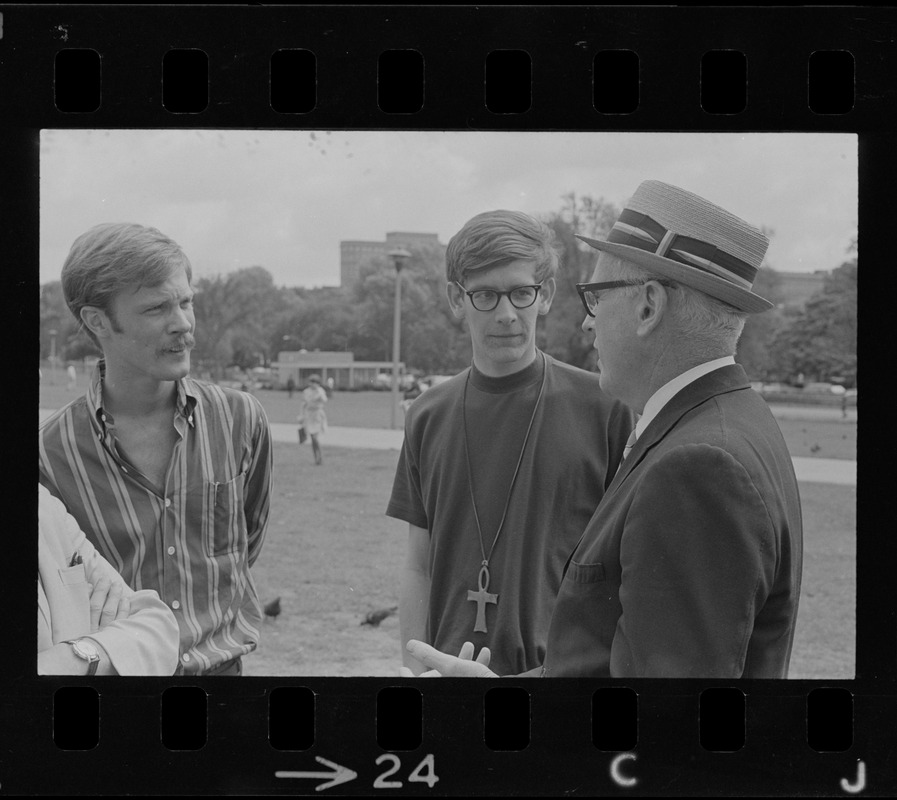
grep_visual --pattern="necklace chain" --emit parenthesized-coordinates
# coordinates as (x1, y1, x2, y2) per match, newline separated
(462, 353, 547, 568)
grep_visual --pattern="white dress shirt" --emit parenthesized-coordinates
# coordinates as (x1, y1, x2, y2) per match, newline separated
(635, 356, 736, 440)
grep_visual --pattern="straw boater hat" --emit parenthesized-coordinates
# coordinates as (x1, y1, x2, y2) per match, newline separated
(576, 180, 773, 313)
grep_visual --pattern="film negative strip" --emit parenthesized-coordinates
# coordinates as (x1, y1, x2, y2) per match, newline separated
(3, 4, 892, 796)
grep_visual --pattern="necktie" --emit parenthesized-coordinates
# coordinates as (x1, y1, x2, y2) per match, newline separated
(615, 427, 638, 476)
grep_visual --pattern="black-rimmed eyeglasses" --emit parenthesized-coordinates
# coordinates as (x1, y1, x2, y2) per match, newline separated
(575, 279, 673, 317)
(456, 282, 543, 312)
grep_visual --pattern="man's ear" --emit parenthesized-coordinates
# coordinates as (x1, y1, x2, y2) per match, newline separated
(445, 281, 466, 319)
(80, 306, 113, 341)
(537, 277, 557, 315)
(635, 280, 669, 337)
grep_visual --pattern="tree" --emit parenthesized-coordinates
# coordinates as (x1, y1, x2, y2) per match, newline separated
(768, 255, 858, 385)
(541, 193, 621, 369)
(735, 266, 787, 380)
(39, 281, 99, 362)
(192, 266, 288, 376)
(350, 240, 471, 372)
(278, 287, 362, 354)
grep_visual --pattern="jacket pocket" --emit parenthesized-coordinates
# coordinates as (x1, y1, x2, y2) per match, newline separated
(56, 564, 91, 635)
(58, 563, 88, 586)
(566, 560, 606, 584)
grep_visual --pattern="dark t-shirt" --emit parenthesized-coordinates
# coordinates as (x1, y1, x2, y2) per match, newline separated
(386, 352, 635, 675)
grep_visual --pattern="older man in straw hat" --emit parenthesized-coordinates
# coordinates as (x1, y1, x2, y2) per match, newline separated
(403, 180, 803, 678)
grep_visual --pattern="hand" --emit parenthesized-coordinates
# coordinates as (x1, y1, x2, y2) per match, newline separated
(89, 577, 130, 633)
(404, 640, 498, 678)
(399, 641, 489, 677)
(456, 641, 491, 667)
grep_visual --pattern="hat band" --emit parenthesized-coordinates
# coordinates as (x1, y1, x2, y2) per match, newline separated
(606, 209, 757, 289)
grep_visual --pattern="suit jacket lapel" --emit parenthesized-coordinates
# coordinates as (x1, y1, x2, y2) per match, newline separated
(564, 364, 751, 573)
(611, 364, 751, 487)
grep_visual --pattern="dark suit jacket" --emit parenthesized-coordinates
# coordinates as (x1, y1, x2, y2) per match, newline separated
(542, 364, 803, 678)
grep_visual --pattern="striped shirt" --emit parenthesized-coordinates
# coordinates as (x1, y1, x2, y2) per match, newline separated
(39, 363, 273, 676)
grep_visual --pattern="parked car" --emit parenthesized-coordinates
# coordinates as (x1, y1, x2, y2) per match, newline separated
(373, 373, 416, 391)
(804, 382, 837, 394)
(422, 374, 454, 388)
(251, 367, 275, 389)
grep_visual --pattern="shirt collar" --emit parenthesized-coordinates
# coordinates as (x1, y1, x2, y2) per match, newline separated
(469, 350, 545, 394)
(88, 359, 198, 432)
(636, 356, 735, 439)
(176, 378, 198, 427)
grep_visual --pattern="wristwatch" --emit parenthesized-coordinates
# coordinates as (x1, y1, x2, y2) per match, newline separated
(64, 638, 101, 676)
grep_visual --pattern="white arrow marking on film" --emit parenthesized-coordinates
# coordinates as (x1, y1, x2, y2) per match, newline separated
(840, 760, 866, 794)
(276, 756, 358, 791)
(610, 752, 638, 788)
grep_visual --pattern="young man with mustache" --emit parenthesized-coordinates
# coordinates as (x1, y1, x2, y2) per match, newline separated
(39, 223, 273, 676)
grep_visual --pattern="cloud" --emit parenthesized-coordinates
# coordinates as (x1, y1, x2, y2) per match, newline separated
(40, 130, 857, 288)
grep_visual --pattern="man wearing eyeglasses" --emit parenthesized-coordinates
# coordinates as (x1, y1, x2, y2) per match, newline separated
(402, 181, 803, 679)
(387, 209, 635, 676)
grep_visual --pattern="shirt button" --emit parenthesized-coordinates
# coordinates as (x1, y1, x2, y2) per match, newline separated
(172, 600, 180, 610)
(164, 498, 172, 508)
(167, 546, 175, 556)
(182, 654, 191, 663)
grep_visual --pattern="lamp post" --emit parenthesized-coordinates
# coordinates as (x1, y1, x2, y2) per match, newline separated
(282, 335, 297, 391)
(48, 329, 58, 385)
(388, 247, 412, 429)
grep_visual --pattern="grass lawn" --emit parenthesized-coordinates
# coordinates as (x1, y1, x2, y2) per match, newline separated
(247, 443, 406, 676)
(248, 441, 855, 679)
(40, 375, 859, 459)
(772, 416, 857, 460)
(251, 388, 402, 430)
(39, 370, 857, 679)
(39, 376, 403, 430)
(785, 482, 856, 679)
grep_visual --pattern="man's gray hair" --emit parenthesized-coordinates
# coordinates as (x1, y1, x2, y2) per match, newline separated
(598, 252, 747, 354)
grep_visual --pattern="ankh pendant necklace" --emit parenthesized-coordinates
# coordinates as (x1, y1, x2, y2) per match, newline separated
(462, 353, 547, 634)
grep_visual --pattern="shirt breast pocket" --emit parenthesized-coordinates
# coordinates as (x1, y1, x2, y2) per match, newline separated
(205, 471, 248, 557)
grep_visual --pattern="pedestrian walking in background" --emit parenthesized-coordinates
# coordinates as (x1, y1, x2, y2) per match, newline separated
(298, 374, 328, 465)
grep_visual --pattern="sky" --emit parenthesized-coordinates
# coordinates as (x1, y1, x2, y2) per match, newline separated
(39, 130, 857, 288)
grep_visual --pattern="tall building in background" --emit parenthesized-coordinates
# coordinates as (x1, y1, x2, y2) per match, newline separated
(340, 231, 441, 287)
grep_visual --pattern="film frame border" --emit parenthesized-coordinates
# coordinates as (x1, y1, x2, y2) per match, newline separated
(3, 4, 892, 796)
